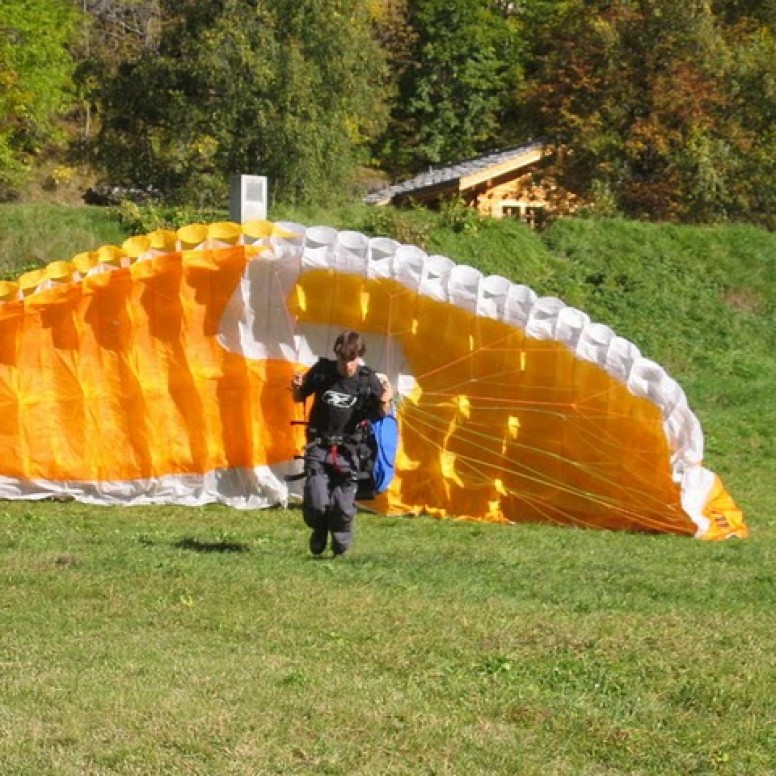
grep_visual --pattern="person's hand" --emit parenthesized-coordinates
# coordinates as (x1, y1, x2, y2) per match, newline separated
(377, 374, 394, 408)
(291, 372, 304, 400)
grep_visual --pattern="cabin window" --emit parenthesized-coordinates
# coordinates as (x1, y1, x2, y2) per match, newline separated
(497, 202, 546, 227)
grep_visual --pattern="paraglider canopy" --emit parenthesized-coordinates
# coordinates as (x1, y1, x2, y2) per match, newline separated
(0, 220, 745, 540)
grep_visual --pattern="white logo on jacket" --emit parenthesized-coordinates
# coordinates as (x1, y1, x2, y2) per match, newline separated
(323, 390, 358, 409)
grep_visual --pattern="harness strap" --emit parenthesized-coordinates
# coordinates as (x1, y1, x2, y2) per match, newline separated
(329, 443, 342, 473)
(306, 431, 364, 448)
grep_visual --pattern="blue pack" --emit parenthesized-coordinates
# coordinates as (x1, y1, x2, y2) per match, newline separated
(354, 409, 399, 500)
(370, 409, 399, 494)
(353, 367, 399, 499)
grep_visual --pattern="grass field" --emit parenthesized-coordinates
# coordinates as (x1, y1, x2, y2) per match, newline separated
(0, 204, 774, 774)
(3, 500, 775, 775)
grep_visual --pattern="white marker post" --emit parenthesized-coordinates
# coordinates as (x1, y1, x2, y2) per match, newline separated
(229, 175, 268, 223)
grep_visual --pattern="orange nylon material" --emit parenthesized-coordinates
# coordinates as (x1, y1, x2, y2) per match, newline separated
(292, 268, 698, 536)
(699, 474, 748, 540)
(0, 247, 297, 482)
(0, 237, 746, 539)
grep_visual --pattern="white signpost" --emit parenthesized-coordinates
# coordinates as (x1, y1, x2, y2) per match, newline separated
(229, 175, 268, 223)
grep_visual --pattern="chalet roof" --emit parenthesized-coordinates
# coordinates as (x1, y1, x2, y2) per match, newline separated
(364, 140, 548, 206)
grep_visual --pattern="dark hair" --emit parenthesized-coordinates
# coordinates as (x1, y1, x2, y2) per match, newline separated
(333, 330, 366, 361)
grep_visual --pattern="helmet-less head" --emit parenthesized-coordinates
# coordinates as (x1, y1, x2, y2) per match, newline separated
(333, 330, 365, 378)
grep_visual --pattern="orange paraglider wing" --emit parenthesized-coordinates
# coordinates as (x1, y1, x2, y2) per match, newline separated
(0, 221, 746, 539)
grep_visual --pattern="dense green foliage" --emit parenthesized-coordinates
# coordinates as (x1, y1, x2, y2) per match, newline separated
(93, 0, 387, 205)
(522, 0, 776, 225)
(375, 0, 524, 173)
(0, 0, 82, 198)
(2, 1, 775, 222)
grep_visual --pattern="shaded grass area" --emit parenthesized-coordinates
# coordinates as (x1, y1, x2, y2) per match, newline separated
(1, 501, 774, 775)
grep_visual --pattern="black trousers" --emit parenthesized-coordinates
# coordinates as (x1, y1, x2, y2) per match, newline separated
(302, 444, 358, 554)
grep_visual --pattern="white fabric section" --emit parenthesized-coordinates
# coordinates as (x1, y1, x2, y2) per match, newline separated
(394, 245, 427, 290)
(630, 360, 688, 424)
(367, 241, 398, 279)
(369, 236, 401, 262)
(0, 466, 289, 509)
(477, 275, 512, 320)
(335, 230, 370, 269)
(448, 265, 483, 313)
(556, 307, 591, 349)
(270, 221, 306, 260)
(419, 255, 455, 300)
(273, 221, 306, 244)
(575, 322, 615, 366)
(302, 225, 337, 270)
(679, 465, 715, 537)
(217, 250, 302, 362)
(666, 400, 704, 472)
(525, 297, 567, 339)
(302, 226, 336, 269)
(628, 358, 669, 402)
(217, 231, 418, 409)
(503, 284, 537, 328)
(604, 336, 641, 383)
(305, 224, 338, 249)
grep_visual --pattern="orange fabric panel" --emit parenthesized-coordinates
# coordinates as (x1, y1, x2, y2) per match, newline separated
(0, 231, 743, 539)
(0, 247, 298, 483)
(700, 475, 748, 540)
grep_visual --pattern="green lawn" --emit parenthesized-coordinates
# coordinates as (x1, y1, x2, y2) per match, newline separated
(1, 500, 774, 775)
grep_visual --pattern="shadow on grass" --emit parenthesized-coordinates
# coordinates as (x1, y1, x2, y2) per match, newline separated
(174, 537, 250, 554)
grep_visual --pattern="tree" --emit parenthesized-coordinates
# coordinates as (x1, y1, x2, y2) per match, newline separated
(376, 0, 525, 174)
(73, 0, 162, 141)
(521, 0, 776, 224)
(0, 0, 82, 198)
(91, 0, 388, 205)
(715, 1, 776, 226)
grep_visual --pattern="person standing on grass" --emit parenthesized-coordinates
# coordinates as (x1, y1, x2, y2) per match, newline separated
(291, 330, 393, 557)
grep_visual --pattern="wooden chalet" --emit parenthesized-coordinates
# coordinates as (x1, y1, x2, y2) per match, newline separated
(364, 141, 573, 226)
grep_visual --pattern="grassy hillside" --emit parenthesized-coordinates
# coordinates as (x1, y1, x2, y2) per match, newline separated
(1, 203, 774, 774)
(0, 204, 129, 278)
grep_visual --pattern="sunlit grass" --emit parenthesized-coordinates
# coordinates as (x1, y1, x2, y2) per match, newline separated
(1, 501, 775, 774)
(0, 204, 128, 279)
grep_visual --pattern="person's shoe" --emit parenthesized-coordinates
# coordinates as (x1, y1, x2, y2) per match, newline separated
(309, 530, 327, 556)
